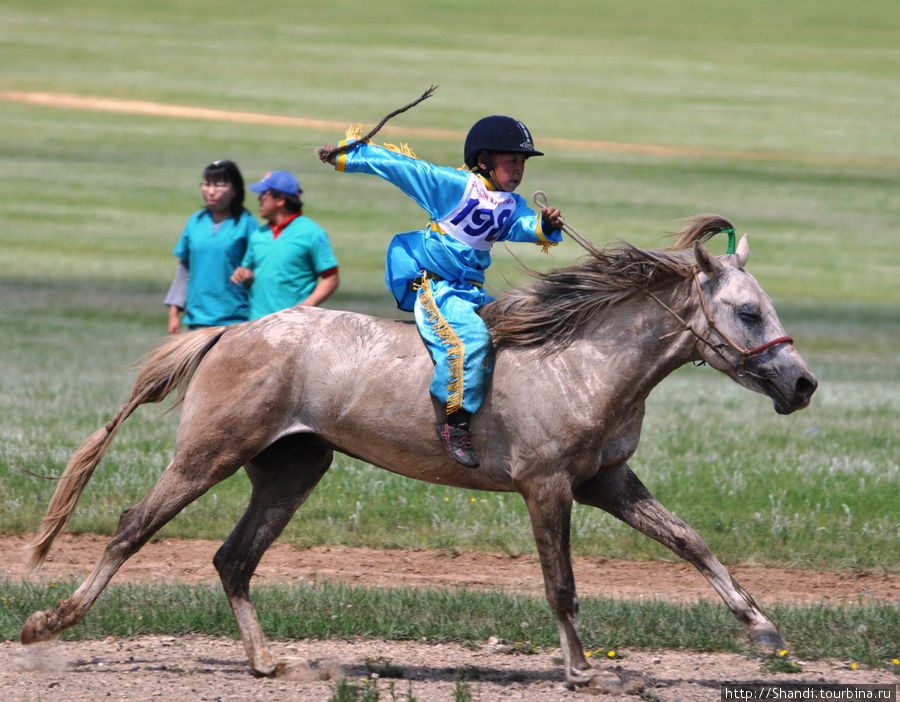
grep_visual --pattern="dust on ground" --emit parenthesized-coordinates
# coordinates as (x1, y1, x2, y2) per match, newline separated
(2, 534, 898, 701)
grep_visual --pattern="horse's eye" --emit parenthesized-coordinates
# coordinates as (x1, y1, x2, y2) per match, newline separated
(739, 310, 761, 323)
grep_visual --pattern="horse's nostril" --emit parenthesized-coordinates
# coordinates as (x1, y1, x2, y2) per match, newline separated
(796, 375, 817, 398)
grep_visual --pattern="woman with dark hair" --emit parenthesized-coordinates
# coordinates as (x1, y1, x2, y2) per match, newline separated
(165, 160, 258, 333)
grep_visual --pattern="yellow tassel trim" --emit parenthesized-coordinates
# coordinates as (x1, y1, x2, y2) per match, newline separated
(381, 142, 418, 158)
(535, 218, 560, 254)
(417, 276, 464, 414)
(341, 124, 418, 158)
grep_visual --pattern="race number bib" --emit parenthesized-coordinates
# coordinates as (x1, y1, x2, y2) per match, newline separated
(435, 174, 517, 250)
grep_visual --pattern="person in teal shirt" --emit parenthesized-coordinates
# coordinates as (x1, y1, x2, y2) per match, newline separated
(231, 171, 339, 319)
(165, 160, 257, 333)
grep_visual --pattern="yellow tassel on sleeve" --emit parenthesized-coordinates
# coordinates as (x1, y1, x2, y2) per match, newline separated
(342, 124, 418, 159)
(381, 142, 418, 159)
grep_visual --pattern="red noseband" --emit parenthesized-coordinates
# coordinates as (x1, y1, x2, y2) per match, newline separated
(745, 336, 794, 356)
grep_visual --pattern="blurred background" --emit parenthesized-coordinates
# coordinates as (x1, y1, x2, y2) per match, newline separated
(0, 0, 897, 569)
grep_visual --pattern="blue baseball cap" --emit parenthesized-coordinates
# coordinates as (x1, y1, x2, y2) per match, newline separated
(248, 170, 301, 195)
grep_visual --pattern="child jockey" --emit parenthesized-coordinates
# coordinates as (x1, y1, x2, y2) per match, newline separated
(319, 115, 564, 467)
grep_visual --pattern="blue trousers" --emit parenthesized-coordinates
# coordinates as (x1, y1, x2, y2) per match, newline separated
(414, 276, 493, 416)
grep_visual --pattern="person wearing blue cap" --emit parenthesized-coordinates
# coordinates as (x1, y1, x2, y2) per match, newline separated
(231, 170, 339, 319)
(318, 116, 564, 468)
(165, 160, 257, 333)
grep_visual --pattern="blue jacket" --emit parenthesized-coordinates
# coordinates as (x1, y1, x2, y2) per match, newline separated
(335, 140, 561, 310)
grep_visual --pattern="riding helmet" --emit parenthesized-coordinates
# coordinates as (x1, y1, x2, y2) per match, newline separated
(464, 115, 544, 169)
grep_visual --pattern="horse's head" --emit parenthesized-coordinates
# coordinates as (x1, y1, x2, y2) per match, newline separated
(691, 236, 817, 414)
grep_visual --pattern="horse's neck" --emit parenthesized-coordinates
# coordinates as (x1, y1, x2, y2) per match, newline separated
(580, 280, 697, 395)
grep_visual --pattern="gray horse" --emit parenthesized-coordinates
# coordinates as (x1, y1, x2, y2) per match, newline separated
(22, 215, 817, 692)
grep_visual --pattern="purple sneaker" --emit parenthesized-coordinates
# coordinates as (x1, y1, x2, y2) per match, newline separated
(437, 420, 479, 468)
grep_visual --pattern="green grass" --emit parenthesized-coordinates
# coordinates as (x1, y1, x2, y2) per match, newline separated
(0, 0, 898, 652)
(2, 578, 898, 668)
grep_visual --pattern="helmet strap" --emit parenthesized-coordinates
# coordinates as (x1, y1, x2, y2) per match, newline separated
(474, 151, 495, 181)
(473, 150, 489, 170)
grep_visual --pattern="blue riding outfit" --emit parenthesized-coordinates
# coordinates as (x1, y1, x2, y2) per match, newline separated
(333, 138, 562, 417)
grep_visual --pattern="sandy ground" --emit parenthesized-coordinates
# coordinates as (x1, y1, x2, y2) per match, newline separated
(3, 90, 898, 168)
(2, 533, 898, 604)
(2, 534, 897, 701)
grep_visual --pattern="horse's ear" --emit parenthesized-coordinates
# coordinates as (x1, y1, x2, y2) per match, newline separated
(735, 234, 749, 269)
(694, 241, 723, 277)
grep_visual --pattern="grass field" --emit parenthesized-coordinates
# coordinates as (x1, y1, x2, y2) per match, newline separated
(2, 578, 898, 666)
(1, 0, 898, 656)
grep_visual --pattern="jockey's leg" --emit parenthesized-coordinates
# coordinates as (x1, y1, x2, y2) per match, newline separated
(414, 277, 491, 467)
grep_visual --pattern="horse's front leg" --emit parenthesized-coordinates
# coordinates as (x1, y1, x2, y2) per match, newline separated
(519, 473, 587, 684)
(519, 473, 641, 693)
(574, 463, 785, 649)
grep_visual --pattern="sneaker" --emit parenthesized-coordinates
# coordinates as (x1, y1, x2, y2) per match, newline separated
(437, 420, 480, 468)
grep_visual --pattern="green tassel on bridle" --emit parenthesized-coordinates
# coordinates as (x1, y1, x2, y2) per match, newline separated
(721, 227, 736, 254)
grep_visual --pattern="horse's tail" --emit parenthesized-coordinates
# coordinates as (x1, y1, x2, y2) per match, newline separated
(27, 326, 227, 571)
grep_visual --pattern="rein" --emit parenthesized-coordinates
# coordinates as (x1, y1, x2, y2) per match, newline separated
(533, 190, 595, 250)
(645, 270, 793, 377)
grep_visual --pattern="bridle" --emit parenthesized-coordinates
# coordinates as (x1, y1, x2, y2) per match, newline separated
(529, 190, 794, 378)
(645, 269, 794, 378)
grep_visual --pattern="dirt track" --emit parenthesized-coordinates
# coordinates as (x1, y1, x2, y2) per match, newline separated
(3, 90, 898, 168)
(2, 534, 898, 701)
(3, 533, 899, 604)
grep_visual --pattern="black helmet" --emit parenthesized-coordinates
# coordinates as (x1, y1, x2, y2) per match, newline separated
(464, 115, 544, 169)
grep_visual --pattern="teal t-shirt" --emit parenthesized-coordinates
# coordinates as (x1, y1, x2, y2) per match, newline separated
(173, 209, 256, 326)
(241, 215, 339, 319)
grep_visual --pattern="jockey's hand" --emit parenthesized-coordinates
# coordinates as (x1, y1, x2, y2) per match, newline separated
(316, 143, 337, 165)
(230, 266, 255, 287)
(541, 206, 565, 231)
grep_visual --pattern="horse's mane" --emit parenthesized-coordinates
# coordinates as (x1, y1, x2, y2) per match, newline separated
(481, 214, 734, 352)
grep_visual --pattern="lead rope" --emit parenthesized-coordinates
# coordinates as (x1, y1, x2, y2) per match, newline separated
(532, 190, 595, 251)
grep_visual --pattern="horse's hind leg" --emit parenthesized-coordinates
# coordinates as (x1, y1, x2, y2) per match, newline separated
(574, 464, 784, 649)
(212, 434, 332, 677)
(21, 455, 242, 644)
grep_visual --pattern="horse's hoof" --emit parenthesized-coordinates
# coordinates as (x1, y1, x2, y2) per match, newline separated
(585, 670, 644, 695)
(749, 623, 786, 650)
(21, 610, 52, 644)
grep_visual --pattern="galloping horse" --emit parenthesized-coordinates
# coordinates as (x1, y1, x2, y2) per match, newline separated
(22, 215, 817, 691)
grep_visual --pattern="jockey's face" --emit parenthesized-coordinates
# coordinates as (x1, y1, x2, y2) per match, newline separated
(479, 152, 528, 192)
